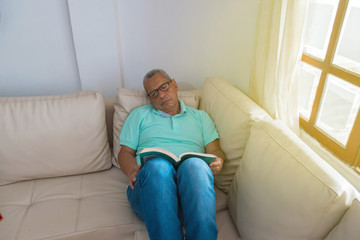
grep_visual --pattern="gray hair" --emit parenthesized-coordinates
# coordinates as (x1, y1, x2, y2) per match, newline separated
(143, 69, 171, 84)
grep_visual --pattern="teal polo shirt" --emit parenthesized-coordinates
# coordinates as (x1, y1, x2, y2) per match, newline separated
(120, 99, 219, 165)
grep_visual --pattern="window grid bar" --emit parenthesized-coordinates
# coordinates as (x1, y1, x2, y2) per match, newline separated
(354, 148, 360, 173)
(301, 54, 325, 69)
(323, 0, 348, 67)
(328, 65, 360, 88)
(302, 54, 360, 88)
(345, 111, 360, 165)
(299, 116, 348, 161)
(308, 68, 327, 125)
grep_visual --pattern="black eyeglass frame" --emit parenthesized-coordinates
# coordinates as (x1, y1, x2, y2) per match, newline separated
(147, 79, 172, 97)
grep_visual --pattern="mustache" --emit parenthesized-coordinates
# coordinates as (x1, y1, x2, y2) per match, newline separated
(160, 97, 171, 105)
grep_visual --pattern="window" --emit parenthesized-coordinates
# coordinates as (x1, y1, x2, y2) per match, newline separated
(299, 0, 360, 173)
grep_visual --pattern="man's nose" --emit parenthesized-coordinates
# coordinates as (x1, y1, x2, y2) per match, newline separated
(159, 91, 166, 98)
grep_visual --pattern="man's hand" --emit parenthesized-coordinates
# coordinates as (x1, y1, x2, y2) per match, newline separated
(205, 139, 226, 175)
(118, 145, 141, 189)
(209, 157, 223, 175)
(127, 165, 141, 189)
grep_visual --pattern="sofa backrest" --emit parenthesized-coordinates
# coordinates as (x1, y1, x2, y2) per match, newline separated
(200, 77, 272, 193)
(0, 90, 112, 185)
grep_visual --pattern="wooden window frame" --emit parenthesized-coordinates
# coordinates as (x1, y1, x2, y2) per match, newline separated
(300, 0, 360, 173)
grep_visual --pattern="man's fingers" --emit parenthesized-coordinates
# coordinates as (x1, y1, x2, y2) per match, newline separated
(128, 164, 142, 190)
(129, 176, 137, 189)
(129, 180, 135, 189)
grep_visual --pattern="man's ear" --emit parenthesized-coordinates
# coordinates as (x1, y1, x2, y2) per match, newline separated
(172, 79, 178, 90)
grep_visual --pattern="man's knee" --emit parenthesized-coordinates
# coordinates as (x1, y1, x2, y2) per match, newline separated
(178, 157, 212, 177)
(141, 157, 176, 182)
(182, 157, 209, 168)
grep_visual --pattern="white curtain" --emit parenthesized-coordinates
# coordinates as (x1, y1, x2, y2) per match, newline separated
(249, 0, 308, 132)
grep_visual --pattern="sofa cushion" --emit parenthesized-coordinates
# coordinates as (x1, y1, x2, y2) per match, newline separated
(0, 167, 146, 240)
(325, 198, 360, 240)
(228, 119, 357, 240)
(112, 88, 200, 167)
(200, 77, 271, 193)
(0, 91, 112, 185)
(0, 166, 237, 240)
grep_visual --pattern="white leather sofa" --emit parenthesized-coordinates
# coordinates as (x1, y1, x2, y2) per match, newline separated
(1, 77, 359, 240)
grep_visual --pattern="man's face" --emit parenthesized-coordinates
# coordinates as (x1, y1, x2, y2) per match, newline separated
(144, 72, 179, 115)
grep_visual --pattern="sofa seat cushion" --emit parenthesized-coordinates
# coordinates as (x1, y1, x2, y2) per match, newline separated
(0, 166, 237, 240)
(0, 91, 112, 185)
(200, 77, 271, 193)
(129, 202, 240, 240)
(228, 119, 357, 240)
(0, 167, 146, 240)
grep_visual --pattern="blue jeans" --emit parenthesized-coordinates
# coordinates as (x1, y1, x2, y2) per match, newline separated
(126, 157, 218, 240)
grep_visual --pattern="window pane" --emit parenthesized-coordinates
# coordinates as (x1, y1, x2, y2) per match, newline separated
(333, 0, 360, 75)
(315, 75, 360, 146)
(303, 0, 339, 60)
(299, 62, 322, 120)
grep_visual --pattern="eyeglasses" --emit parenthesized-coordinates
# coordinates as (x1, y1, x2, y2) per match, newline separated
(147, 80, 172, 98)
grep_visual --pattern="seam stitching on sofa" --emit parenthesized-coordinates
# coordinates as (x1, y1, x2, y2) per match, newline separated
(0, 91, 98, 103)
(74, 175, 83, 232)
(14, 180, 35, 240)
(35, 223, 147, 240)
(0, 190, 124, 209)
(308, 196, 339, 239)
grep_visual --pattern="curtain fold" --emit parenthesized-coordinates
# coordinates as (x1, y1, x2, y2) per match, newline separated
(249, 0, 308, 132)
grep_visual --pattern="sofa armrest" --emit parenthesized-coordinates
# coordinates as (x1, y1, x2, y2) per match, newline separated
(228, 119, 358, 239)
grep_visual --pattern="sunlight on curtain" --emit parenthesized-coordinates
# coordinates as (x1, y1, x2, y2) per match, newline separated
(249, 0, 308, 132)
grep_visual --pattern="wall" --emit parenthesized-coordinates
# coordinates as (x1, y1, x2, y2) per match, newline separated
(0, 0, 260, 97)
(0, 0, 82, 97)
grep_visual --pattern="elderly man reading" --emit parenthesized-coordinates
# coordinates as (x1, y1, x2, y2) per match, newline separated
(118, 69, 225, 240)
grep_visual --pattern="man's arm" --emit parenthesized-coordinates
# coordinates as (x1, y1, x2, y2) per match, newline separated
(118, 145, 141, 189)
(205, 139, 226, 175)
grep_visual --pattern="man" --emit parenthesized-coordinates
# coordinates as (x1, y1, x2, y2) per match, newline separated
(118, 69, 225, 240)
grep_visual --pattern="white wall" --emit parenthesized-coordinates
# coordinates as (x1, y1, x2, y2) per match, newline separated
(0, 0, 81, 97)
(117, 0, 260, 92)
(67, 0, 122, 97)
(0, 0, 260, 97)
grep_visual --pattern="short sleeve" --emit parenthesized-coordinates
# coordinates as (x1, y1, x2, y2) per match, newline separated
(119, 109, 141, 150)
(200, 110, 219, 146)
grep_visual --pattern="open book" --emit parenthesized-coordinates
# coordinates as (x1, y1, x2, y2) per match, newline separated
(139, 147, 216, 167)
